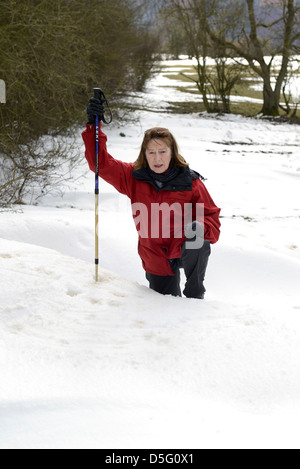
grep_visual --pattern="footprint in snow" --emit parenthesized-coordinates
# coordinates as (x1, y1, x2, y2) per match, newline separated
(108, 299, 122, 307)
(112, 291, 128, 298)
(89, 298, 103, 305)
(0, 253, 12, 259)
(66, 289, 80, 298)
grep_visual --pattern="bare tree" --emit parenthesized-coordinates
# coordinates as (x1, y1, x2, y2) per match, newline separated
(166, 0, 243, 113)
(206, 0, 300, 116)
(164, 0, 300, 116)
(281, 58, 300, 116)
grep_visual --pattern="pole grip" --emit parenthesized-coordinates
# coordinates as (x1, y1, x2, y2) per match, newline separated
(93, 87, 102, 101)
(93, 87, 112, 124)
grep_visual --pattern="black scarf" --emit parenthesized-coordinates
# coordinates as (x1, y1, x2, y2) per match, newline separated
(132, 165, 203, 192)
(146, 166, 180, 190)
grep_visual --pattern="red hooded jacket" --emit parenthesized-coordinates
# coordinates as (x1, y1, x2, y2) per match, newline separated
(82, 124, 221, 276)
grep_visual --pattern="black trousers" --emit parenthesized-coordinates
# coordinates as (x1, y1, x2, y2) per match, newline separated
(146, 240, 211, 299)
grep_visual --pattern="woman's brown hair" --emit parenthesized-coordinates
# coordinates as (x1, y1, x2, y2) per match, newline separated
(133, 127, 189, 170)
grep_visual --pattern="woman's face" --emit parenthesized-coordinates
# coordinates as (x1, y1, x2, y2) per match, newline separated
(145, 139, 172, 174)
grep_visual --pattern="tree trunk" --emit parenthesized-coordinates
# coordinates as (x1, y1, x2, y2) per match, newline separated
(261, 80, 280, 116)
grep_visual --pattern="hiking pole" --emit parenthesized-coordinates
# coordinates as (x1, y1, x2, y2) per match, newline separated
(93, 88, 112, 282)
(95, 108, 100, 283)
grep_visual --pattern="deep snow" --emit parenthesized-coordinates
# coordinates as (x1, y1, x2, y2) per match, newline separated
(1, 58, 300, 449)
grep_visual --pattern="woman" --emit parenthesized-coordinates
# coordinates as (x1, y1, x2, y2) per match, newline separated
(82, 98, 221, 298)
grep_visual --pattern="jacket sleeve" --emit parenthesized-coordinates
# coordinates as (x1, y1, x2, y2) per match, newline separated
(192, 179, 221, 244)
(81, 123, 134, 198)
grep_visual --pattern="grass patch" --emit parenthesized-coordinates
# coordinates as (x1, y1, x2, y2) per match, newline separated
(161, 63, 300, 118)
(166, 101, 204, 114)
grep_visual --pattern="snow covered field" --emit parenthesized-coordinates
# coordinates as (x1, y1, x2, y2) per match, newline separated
(1, 58, 300, 449)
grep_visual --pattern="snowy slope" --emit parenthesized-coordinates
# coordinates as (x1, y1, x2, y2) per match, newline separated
(1, 237, 300, 449)
(1, 59, 300, 449)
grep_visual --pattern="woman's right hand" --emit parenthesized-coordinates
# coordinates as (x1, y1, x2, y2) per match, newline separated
(87, 97, 105, 125)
